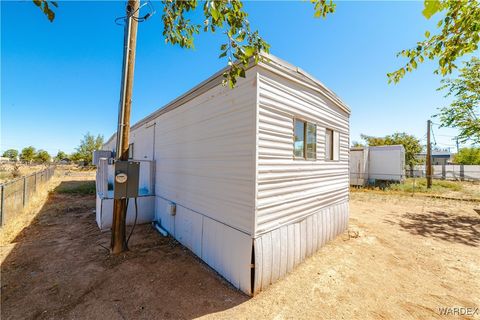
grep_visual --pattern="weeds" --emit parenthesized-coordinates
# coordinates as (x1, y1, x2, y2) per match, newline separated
(389, 178, 463, 193)
(54, 181, 96, 195)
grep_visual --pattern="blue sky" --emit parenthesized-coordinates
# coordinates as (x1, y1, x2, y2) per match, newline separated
(1, 1, 473, 155)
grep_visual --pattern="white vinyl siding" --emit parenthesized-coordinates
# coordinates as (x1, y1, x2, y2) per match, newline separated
(151, 70, 257, 234)
(100, 56, 351, 295)
(256, 68, 349, 235)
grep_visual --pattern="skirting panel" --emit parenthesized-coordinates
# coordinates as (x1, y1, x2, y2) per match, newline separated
(96, 194, 155, 230)
(253, 201, 349, 294)
(156, 197, 253, 295)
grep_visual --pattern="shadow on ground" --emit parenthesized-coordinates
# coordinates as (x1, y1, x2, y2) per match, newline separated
(1, 180, 248, 320)
(396, 210, 480, 247)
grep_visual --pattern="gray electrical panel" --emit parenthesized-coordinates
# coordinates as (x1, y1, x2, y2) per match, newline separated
(114, 161, 140, 199)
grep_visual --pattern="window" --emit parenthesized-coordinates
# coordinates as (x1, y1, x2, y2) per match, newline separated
(306, 123, 317, 159)
(325, 129, 333, 160)
(128, 143, 134, 159)
(294, 119, 305, 158)
(293, 119, 317, 160)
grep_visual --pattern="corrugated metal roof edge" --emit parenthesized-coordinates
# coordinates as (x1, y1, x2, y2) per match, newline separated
(105, 53, 351, 146)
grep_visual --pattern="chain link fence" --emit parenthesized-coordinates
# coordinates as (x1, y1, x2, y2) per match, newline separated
(350, 170, 480, 201)
(406, 164, 480, 181)
(0, 166, 55, 226)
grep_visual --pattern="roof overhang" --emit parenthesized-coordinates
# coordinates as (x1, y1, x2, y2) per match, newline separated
(105, 53, 351, 146)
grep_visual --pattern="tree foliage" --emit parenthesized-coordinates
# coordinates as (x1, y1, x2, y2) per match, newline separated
(33, 0, 57, 22)
(32, 0, 334, 87)
(361, 132, 423, 168)
(351, 141, 364, 147)
(55, 150, 69, 161)
(71, 133, 104, 165)
(35, 150, 51, 163)
(388, 0, 480, 83)
(20, 146, 36, 163)
(2, 149, 19, 161)
(436, 57, 480, 143)
(454, 147, 480, 164)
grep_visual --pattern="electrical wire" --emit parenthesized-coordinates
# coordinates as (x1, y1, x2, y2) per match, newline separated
(126, 197, 138, 248)
(115, 0, 155, 25)
(431, 125, 437, 146)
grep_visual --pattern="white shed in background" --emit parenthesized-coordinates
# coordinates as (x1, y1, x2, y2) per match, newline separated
(350, 145, 406, 186)
(96, 54, 351, 296)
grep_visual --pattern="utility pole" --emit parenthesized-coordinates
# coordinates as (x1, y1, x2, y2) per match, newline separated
(111, 0, 139, 254)
(456, 137, 460, 153)
(426, 120, 432, 189)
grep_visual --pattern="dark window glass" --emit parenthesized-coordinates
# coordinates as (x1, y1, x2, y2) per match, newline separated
(306, 123, 317, 159)
(294, 119, 305, 158)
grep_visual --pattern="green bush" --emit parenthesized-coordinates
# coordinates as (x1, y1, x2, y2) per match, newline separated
(54, 181, 96, 195)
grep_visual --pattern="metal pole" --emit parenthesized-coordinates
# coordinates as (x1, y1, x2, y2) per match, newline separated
(0, 185, 4, 226)
(23, 177, 27, 207)
(111, 0, 139, 254)
(426, 120, 432, 189)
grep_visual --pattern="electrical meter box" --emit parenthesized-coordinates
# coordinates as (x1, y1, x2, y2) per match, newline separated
(114, 161, 140, 199)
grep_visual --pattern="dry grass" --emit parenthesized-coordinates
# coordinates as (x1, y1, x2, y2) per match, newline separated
(0, 176, 63, 247)
(0, 169, 95, 247)
(353, 178, 480, 200)
(0, 163, 48, 184)
(1, 174, 478, 319)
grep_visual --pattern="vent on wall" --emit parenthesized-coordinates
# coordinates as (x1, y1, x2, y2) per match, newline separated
(168, 202, 176, 216)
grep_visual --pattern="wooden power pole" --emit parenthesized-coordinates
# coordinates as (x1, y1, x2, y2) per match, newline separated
(111, 0, 139, 254)
(426, 120, 432, 189)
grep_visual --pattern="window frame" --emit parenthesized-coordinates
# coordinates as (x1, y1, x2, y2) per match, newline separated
(293, 118, 317, 161)
(324, 128, 341, 162)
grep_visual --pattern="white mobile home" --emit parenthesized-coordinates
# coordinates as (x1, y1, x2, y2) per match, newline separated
(350, 145, 405, 186)
(97, 54, 350, 295)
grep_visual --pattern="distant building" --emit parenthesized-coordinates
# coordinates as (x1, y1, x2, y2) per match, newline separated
(0, 156, 12, 163)
(350, 145, 406, 186)
(416, 150, 452, 165)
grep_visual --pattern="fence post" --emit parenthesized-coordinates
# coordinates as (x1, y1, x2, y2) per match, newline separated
(442, 164, 446, 180)
(460, 164, 465, 181)
(0, 185, 4, 226)
(412, 177, 415, 197)
(23, 176, 27, 207)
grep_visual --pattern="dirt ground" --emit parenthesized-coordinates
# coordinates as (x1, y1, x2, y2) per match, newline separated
(1, 176, 479, 319)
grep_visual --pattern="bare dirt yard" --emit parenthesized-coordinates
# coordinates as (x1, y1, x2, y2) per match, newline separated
(1, 176, 479, 319)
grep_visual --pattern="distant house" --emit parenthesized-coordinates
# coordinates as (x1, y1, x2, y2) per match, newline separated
(0, 157, 12, 163)
(416, 150, 452, 165)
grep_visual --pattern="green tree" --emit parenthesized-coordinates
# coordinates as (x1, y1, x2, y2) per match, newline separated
(33, 0, 478, 88)
(55, 150, 69, 161)
(2, 149, 19, 161)
(454, 147, 480, 164)
(35, 150, 51, 163)
(20, 146, 36, 163)
(435, 57, 480, 143)
(388, 0, 480, 83)
(361, 133, 423, 168)
(32, 0, 334, 87)
(351, 141, 364, 148)
(72, 133, 104, 165)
